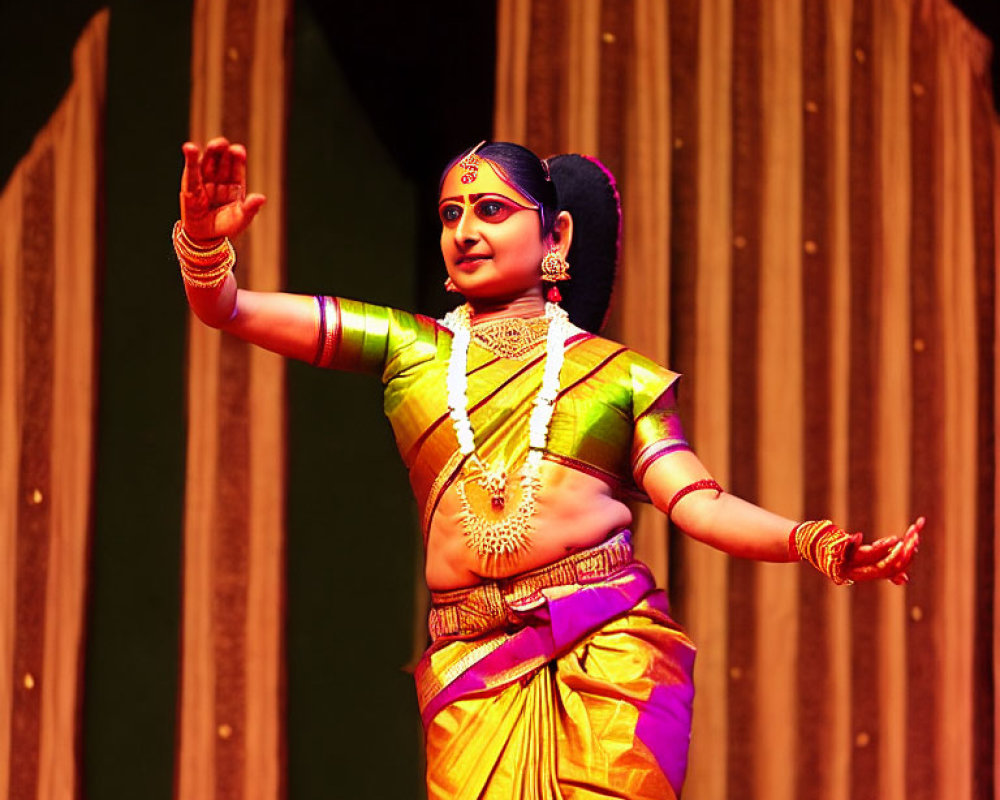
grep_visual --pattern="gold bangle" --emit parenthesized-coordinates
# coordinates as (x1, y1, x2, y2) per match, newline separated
(790, 519, 863, 585)
(174, 221, 228, 257)
(179, 254, 234, 289)
(172, 221, 233, 265)
(173, 221, 235, 289)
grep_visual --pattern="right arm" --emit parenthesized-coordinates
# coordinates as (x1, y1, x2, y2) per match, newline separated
(186, 277, 321, 363)
(177, 138, 319, 363)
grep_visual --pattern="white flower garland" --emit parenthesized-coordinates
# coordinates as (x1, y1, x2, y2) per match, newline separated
(439, 302, 576, 555)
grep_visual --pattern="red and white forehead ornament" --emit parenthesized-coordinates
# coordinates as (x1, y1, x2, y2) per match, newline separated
(458, 152, 482, 184)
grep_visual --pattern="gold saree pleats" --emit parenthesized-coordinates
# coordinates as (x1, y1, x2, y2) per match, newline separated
(425, 610, 693, 799)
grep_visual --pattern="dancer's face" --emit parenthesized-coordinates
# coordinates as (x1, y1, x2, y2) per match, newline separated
(439, 158, 547, 303)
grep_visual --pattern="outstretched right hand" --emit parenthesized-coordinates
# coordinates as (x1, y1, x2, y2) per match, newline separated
(180, 137, 266, 243)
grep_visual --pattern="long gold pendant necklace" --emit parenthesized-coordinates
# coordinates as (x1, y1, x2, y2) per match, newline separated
(440, 302, 574, 559)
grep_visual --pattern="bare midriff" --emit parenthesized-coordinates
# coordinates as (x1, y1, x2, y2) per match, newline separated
(424, 458, 633, 590)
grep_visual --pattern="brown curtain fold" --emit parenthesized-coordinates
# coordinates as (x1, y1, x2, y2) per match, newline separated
(495, 0, 999, 798)
(0, 10, 108, 800)
(995, 116, 1000, 800)
(177, 1, 291, 799)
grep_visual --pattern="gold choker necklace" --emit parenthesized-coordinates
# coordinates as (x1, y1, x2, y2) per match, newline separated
(471, 315, 550, 359)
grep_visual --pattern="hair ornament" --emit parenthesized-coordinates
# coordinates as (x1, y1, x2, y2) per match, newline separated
(458, 140, 487, 184)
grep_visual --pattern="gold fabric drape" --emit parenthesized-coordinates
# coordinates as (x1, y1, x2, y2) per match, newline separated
(0, 10, 108, 800)
(495, 1, 998, 799)
(177, 1, 291, 799)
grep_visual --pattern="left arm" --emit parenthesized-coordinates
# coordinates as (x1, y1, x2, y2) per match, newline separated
(641, 449, 921, 583)
(642, 449, 796, 561)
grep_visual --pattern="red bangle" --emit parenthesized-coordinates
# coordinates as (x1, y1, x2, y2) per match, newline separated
(787, 525, 801, 561)
(667, 478, 723, 518)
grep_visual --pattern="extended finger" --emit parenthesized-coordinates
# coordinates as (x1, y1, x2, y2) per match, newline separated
(850, 537, 899, 567)
(893, 530, 920, 571)
(904, 517, 925, 540)
(203, 150, 218, 184)
(231, 144, 248, 188)
(843, 563, 880, 582)
(205, 136, 231, 154)
(181, 142, 203, 194)
(217, 146, 234, 184)
(208, 193, 267, 239)
(847, 540, 905, 582)
(849, 561, 901, 582)
(871, 520, 922, 582)
(203, 138, 230, 183)
(878, 537, 916, 578)
(882, 539, 906, 567)
(240, 193, 267, 226)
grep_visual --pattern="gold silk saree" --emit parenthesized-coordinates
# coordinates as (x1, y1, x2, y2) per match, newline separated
(316, 298, 696, 797)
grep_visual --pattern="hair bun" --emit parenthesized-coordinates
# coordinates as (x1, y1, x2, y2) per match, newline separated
(547, 154, 621, 333)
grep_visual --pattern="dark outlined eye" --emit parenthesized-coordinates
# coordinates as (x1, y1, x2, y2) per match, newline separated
(474, 199, 515, 222)
(439, 204, 463, 224)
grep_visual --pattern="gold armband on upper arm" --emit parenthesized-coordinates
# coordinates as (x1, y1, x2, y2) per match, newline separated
(631, 385, 691, 485)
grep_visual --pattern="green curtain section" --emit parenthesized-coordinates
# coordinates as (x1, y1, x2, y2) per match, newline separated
(86, 3, 193, 799)
(0, 1, 108, 184)
(0, 3, 190, 798)
(284, 5, 422, 797)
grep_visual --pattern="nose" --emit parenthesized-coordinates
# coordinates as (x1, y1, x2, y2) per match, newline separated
(453, 207, 480, 247)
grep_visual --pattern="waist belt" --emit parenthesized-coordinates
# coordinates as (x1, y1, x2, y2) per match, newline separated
(428, 530, 634, 641)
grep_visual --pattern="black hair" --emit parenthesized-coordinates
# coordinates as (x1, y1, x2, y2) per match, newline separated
(546, 154, 621, 333)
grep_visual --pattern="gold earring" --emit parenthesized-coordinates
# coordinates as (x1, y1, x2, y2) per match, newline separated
(444, 276, 459, 293)
(540, 248, 570, 303)
(541, 249, 570, 283)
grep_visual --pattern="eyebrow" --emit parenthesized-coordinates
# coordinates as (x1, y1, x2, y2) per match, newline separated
(438, 193, 531, 206)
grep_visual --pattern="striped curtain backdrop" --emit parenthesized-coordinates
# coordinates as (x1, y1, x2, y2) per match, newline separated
(0, 10, 108, 800)
(177, 1, 291, 799)
(495, 1, 998, 800)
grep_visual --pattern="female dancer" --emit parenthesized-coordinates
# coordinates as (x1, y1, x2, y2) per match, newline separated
(174, 138, 921, 799)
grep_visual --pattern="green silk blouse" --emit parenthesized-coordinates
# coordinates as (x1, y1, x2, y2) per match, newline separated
(315, 297, 690, 534)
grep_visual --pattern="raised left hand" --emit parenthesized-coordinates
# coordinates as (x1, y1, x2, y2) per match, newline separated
(842, 516, 923, 585)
